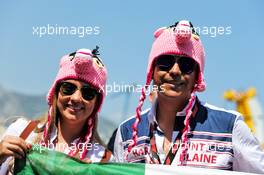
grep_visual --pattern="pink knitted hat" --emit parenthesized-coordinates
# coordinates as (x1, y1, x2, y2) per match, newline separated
(147, 20, 206, 91)
(128, 20, 206, 164)
(44, 47, 107, 159)
(47, 47, 107, 110)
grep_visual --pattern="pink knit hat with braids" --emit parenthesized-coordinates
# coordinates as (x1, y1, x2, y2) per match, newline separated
(146, 20, 206, 91)
(128, 20, 206, 164)
(44, 47, 107, 159)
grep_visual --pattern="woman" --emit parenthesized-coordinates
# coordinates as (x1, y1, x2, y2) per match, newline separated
(0, 47, 112, 174)
(111, 20, 264, 173)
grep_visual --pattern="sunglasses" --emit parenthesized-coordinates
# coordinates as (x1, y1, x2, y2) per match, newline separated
(156, 55, 197, 74)
(59, 82, 98, 101)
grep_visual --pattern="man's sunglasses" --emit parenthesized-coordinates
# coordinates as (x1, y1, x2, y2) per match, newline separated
(59, 82, 98, 101)
(156, 55, 197, 74)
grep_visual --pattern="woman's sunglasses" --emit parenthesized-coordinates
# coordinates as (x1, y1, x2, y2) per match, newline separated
(59, 82, 98, 101)
(156, 55, 197, 74)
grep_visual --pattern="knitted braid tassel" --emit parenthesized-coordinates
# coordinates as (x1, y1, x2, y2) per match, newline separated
(180, 92, 196, 165)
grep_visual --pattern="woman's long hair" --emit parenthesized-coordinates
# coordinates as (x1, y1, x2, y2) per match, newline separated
(32, 84, 105, 159)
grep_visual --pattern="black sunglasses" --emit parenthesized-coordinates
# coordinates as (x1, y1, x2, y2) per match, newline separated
(59, 82, 98, 101)
(156, 55, 197, 74)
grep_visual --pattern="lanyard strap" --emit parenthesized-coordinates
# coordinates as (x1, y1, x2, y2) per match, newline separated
(148, 101, 199, 165)
(149, 124, 182, 164)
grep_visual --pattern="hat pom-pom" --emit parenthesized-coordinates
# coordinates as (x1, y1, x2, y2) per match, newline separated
(174, 20, 192, 44)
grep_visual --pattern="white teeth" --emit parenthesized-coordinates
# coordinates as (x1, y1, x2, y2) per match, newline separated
(68, 105, 82, 110)
(73, 107, 82, 110)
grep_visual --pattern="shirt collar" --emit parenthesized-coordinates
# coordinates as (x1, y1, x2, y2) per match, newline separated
(147, 95, 197, 127)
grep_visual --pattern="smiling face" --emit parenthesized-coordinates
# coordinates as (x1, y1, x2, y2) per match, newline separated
(153, 55, 198, 103)
(56, 79, 98, 125)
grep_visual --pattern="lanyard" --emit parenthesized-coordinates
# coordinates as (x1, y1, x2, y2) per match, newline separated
(149, 124, 182, 164)
(148, 102, 199, 165)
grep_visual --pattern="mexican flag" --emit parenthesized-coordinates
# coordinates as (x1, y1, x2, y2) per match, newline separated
(14, 145, 254, 175)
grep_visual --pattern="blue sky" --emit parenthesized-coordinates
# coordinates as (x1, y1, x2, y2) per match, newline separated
(0, 0, 263, 123)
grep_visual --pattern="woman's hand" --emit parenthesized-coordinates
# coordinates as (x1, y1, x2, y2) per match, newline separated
(0, 135, 31, 164)
(82, 158, 92, 163)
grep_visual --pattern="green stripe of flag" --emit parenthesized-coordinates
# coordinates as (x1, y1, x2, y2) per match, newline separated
(14, 145, 257, 175)
(15, 145, 145, 175)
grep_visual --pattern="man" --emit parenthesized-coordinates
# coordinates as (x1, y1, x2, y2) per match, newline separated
(110, 20, 264, 173)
